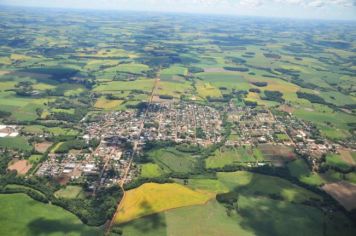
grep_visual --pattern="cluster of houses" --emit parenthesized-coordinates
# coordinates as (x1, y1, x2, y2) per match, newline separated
(36, 141, 138, 190)
(142, 103, 223, 146)
(83, 102, 223, 147)
(226, 104, 336, 171)
(226, 106, 290, 146)
(278, 112, 335, 171)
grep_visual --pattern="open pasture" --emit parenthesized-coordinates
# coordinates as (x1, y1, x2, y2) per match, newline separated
(0, 194, 100, 236)
(287, 159, 325, 186)
(148, 148, 198, 174)
(94, 79, 154, 92)
(140, 163, 165, 178)
(205, 146, 262, 169)
(0, 137, 32, 152)
(94, 97, 123, 110)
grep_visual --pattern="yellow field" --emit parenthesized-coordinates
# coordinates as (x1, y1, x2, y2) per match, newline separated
(94, 98, 123, 109)
(115, 183, 211, 224)
(196, 81, 221, 98)
(10, 54, 32, 61)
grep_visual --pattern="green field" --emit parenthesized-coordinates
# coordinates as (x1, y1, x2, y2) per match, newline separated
(0, 137, 32, 152)
(140, 163, 165, 178)
(287, 159, 325, 186)
(326, 154, 353, 172)
(54, 186, 85, 199)
(206, 147, 263, 169)
(0, 194, 101, 236)
(148, 148, 198, 174)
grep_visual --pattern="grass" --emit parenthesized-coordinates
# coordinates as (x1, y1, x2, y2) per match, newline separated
(165, 200, 254, 236)
(237, 195, 354, 236)
(217, 171, 321, 203)
(119, 213, 167, 236)
(326, 154, 352, 172)
(94, 97, 123, 110)
(140, 163, 164, 178)
(0, 137, 32, 152)
(148, 148, 198, 174)
(54, 186, 84, 199)
(287, 159, 325, 186)
(195, 81, 222, 99)
(28, 155, 42, 164)
(0, 193, 100, 236)
(94, 79, 154, 93)
(51, 142, 63, 153)
(205, 147, 260, 169)
(114, 183, 211, 224)
(187, 179, 229, 193)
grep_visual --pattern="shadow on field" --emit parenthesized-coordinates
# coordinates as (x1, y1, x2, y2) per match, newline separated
(217, 173, 356, 236)
(27, 217, 96, 236)
(121, 200, 166, 232)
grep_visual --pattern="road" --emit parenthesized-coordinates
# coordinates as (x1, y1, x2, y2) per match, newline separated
(105, 75, 160, 234)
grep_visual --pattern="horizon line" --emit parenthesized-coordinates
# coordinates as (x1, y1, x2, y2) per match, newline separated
(1, 4, 356, 23)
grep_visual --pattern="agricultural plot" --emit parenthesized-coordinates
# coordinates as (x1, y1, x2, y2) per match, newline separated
(326, 154, 353, 172)
(0, 137, 32, 152)
(217, 171, 321, 203)
(322, 182, 356, 211)
(0, 194, 100, 236)
(114, 183, 211, 224)
(94, 97, 123, 110)
(258, 144, 296, 166)
(94, 79, 155, 93)
(8, 160, 32, 175)
(205, 147, 263, 169)
(140, 163, 165, 178)
(148, 148, 198, 174)
(287, 159, 325, 186)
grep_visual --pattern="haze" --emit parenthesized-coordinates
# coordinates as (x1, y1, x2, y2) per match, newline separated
(1, 0, 356, 20)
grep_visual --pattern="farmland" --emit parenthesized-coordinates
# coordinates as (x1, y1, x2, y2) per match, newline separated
(0, 194, 100, 236)
(0, 5, 355, 236)
(114, 183, 211, 224)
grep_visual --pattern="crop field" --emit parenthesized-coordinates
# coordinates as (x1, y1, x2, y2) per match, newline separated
(148, 148, 198, 174)
(120, 172, 355, 236)
(8, 160, 32, 175)
(94, 79, 155, 93)
(0, 194, 100, 236)
(0, 137, 32, 152)
(0, 7, 355, 236)
(205, 147, 262, 169)
(258, 144, 296, 166)
(322, 182, 356, 211)
(114, 183, 211, 224)
(287, 159, 325, 186)
(216, 171, 321, 203)
(94, 97, 123, 110)
(140, 163, 165, 178)
(195, 81, 222, 99)
(326, 154, 353, 172)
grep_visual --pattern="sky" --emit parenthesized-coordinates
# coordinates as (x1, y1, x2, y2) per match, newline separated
(1, 0, 356, 20)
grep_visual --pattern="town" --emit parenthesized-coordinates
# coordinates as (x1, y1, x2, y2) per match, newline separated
(1, 101, 349, 190)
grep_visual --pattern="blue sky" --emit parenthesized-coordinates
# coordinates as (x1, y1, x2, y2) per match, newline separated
(1, 0, 356, 20)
